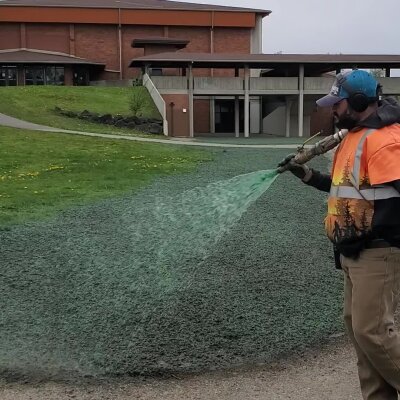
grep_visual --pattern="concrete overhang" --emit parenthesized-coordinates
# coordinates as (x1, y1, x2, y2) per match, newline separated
(130, 52, 400, 75)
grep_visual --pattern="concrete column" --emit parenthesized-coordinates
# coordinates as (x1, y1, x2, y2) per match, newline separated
(244, 66, 250, 138)
(250, 15, 263, 78)
(285, 98, 292, 138)
(250, 98, 261, 134)
(235, 96, 240, 137)
(189, 64, 194, 138)
(298, 64, 304, 138)
(251, 15, 263, 53)
(210, 96, 215, 134)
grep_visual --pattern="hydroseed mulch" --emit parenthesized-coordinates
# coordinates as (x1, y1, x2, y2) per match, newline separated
(0, 148, 343, 379)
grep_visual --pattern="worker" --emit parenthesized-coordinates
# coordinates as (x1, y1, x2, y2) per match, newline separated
(278, 69, 400, 399)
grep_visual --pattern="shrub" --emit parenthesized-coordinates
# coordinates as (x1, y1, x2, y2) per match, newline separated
(129, 89, 148, 117)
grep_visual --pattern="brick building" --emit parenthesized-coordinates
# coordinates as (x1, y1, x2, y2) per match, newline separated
(1, 0, 400, 138)
(0, 0, 268, 85)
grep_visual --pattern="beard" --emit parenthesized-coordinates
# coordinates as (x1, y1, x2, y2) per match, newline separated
(333, 111, 359, 130)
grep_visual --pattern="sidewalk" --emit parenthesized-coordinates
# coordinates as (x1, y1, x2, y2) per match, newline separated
(0, 112, 305, 149)
(1, 338, 360, 400)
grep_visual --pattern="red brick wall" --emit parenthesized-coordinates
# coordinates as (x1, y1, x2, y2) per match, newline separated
(162, 94, 190, 137)
(95, 70, 120, 81)
(144, 44, 185, 56)
(0, 23, 20, 49)
(121, 26, 164, 78)
(26, 23, 69, 53)
(169, 26, 211, 53)
(213, 28, 251, 77)
(75, 24, 119, 71)
(0, 22, 253, 81)
(213, 28, 251, 54)
(194, 99, 210, 133)
(168, 26, 211, 77)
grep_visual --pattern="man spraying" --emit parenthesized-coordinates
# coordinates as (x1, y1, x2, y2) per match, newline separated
(278, 69, 400, 399)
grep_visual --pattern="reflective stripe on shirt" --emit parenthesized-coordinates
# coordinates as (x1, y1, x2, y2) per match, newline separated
(330, 185, 400, 200)
(351, 128, 376, 188)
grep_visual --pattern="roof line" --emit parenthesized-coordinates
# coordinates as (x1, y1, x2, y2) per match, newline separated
(0, 47, 92, 61)
(0, 48, 106, 65)
(0, 2, 271, 14)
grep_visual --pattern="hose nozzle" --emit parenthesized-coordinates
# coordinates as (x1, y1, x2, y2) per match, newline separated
(278, 129, 348, 173)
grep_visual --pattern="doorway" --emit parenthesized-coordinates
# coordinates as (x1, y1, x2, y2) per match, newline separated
(215, 99, 243, 134)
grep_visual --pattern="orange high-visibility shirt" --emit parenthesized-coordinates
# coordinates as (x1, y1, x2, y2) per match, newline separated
(325, 125, 400, 246)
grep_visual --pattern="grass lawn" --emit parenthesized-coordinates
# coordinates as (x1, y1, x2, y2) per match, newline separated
(0, 86, 160, 136)
(0, 127, 211, 226)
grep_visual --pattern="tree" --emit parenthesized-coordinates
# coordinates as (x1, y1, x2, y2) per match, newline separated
(341, 157, 352, 185)
(369, 69, 385, 78)
(359, 209, 370, 234)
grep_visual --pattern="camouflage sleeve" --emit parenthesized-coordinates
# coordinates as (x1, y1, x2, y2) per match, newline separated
(304, 169, 332, 193)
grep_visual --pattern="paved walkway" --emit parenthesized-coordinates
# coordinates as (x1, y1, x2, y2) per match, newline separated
(1, 338, 361, 400)
(0, 113, 303, 149)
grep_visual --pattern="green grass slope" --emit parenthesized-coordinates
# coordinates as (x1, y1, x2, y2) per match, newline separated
(0, 86, 160, 135)
(0, 127, 211, 226)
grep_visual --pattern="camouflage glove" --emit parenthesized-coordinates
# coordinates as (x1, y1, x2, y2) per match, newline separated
(277, 153, 312, 182)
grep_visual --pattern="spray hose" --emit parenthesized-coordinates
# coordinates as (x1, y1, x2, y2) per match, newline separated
(278, 129, 348, 173)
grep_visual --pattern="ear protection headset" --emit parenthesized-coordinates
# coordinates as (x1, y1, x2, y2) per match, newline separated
(336, 73, 380, 112)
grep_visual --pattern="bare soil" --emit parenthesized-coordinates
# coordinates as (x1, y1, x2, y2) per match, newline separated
(0, 337, 361, 400)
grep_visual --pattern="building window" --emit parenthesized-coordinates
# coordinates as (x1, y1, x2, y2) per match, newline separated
(73, 68, 89, 86)
(25, 66, 65, 85)
(45, 66, 64, 85)
(25, 67, 44, 85)
(0, 67, 17, 86)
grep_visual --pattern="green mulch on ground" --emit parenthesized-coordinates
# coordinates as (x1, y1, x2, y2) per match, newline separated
(0, 127, 211, 226)
(0, 143, 344, 379)
(0, 86, 160, 136)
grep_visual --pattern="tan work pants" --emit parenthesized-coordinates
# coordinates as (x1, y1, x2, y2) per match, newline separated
(342, 247, 400, 400)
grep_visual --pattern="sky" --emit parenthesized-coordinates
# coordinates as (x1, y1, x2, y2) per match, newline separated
(180, 0, 400, 55)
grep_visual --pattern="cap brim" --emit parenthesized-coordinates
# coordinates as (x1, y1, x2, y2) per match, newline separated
(316, 94, 342, 108)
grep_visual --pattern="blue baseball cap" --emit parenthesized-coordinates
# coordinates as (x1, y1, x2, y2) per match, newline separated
(316, 70, 378, 107)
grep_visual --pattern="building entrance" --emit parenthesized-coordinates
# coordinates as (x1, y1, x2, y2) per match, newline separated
(215, 99, 243, 134)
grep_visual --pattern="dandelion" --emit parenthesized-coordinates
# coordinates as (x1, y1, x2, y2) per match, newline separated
(45, 165, 64, 172)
